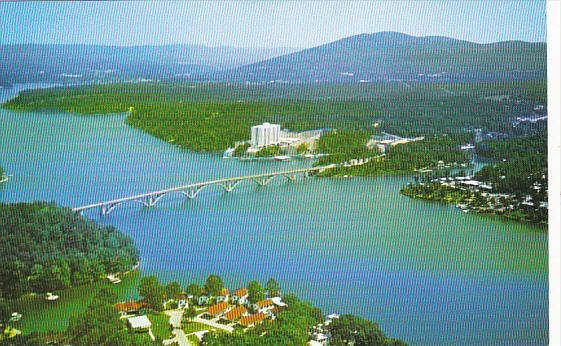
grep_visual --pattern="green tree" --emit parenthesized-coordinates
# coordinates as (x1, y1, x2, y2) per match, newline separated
(0, 202, 139, 299)
(247, 280, 265, 303)
(138, 276, 164, 311)
(296, 143, 309, 154)
(184, 305, 197, 322)
(328, 315, 403, 346)
(0, 298, 10, 325)
(66, 288, 152, 346)
(203, 275, 224, 296)
(185, 283, 202, 297)
(165, 281, 181, 300)
(265, 277, 281, 297)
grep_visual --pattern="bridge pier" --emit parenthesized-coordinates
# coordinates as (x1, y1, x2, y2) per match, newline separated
(147, 193, 166, 206)
(220, 180, 242, 193)
(283, 173, 298, 181)
(253, 175, 276, 186)
(181, 185, 208, 199)
(100, 203, 120, 216)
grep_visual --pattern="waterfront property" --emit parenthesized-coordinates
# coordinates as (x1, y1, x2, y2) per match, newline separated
(251, 122, 281, 148)
(366, 132, 425, 154)
(232, 288, 249, 305)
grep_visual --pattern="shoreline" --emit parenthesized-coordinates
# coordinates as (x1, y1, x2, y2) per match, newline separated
(400, 189, 548, 227)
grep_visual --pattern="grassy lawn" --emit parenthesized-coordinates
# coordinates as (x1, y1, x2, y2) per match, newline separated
(183, 322, 209, 334)
(187, 334, 200, 345)
(147, 313, 172, 341)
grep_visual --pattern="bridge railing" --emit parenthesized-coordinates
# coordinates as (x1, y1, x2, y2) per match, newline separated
(72, 164, 337, 215)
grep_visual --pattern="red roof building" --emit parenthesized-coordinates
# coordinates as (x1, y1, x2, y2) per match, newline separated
(233, 288, 248, 298)
(224, 305, 248, 321)
(239, 312, 267, 327)
(208, 301, 228, 316)
(255, 299, 274, 308)
(115, 301, 143, 313)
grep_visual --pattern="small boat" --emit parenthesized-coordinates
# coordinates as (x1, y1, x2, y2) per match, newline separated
(46, 292, 59, 301)
(9, 312, 22, 322)
(107, 274, 122, 284)
(273, 155, 290, 161)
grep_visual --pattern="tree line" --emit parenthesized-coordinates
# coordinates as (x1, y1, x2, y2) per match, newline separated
(0, 202, 139, 299)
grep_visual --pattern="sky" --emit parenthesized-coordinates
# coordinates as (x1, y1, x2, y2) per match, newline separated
(0, 1, 546, 48)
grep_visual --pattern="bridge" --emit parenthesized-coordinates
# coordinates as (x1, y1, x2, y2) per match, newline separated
(72, 164, 338, 216)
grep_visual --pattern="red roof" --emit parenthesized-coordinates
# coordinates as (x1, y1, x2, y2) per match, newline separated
(255, 299, 274, 308)
(115, 301, 142, 312)
(233, 288, 248, 297)
(208, 301, 228, 316)
(239, 312, 267, 327)
(224, 305, 247, 321)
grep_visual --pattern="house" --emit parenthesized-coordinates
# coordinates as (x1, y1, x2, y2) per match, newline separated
(208, 301, 229, 317)
(271, 297, 287, 308)
(127, 315, 152, 332)
(311, 332, 331, 345)
(224, 305, 248, 321)
(115, 301, 143, 316)
(253, 299, 275, 313)
(232, 288, 249, 305)
(178, 293, 189, 309)
(216, 288, 230, 303)
(239, 312, 267, 328)
(197, 295, 209, 306)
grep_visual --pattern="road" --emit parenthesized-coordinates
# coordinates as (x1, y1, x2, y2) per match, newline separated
(163, 310, 193, 346)
(192, 316, 234, 333)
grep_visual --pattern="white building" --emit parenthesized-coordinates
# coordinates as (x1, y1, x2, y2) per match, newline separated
(127, 315, 152, 332)
(251, 123, 281, 148)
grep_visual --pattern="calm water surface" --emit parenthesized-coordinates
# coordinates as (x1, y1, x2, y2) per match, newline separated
(0, 85, 548, 345)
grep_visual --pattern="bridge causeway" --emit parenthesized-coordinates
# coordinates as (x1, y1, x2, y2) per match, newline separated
(72, 164, 337, 216)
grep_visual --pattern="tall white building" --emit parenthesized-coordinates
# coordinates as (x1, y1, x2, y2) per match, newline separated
(251, 123, 281, 148)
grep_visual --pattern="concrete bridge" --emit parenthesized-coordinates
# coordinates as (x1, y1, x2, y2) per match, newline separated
(72, 164, 337, 216)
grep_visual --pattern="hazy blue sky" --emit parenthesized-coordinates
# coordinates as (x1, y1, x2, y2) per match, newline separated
(0, 1, 546, 48)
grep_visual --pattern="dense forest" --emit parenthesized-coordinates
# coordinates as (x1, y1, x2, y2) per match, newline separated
(400, 127, 548, 224)
(0, 202, 139, 299)
(316, 133, 471, 176)
(3, 80, 544, 152)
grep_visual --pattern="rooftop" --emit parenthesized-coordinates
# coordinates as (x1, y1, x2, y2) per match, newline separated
(127, 315, 152, 329)
(115, 301, 143, 312)
(239, 312, 267, 327)
(224, 305, 248, 321)
(233, 288, 248, 297)
(208, 301, 229, 315)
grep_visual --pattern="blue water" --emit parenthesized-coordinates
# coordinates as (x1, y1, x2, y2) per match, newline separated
(0, 84, 548, 345)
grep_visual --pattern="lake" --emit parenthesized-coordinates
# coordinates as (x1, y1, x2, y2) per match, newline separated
(0, 84, 548, 345)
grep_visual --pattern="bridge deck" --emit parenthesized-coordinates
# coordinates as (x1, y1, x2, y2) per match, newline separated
(72, 164, 336, 213)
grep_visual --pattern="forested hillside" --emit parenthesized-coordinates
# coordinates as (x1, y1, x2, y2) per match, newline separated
(0, 202, 139, 298)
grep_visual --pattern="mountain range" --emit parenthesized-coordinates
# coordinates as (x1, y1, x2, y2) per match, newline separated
(0, 44, 296, 86)
(0, 32, 546, 86)
(222, 32, 546, 83)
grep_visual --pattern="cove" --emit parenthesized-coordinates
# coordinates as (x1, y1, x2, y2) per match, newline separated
(0, 84, 548, 345)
